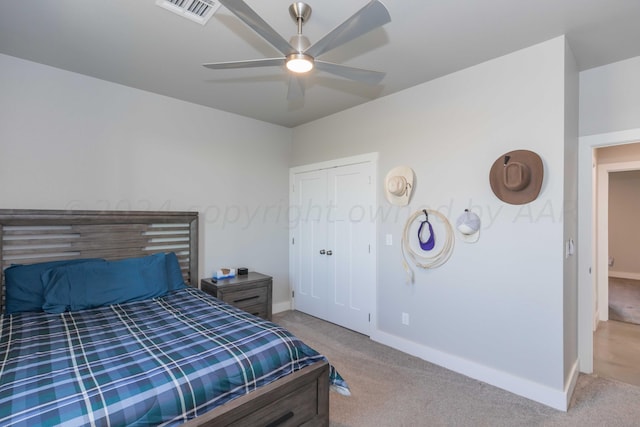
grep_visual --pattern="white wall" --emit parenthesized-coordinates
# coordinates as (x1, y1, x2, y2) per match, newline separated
(0, 53, 294, 306)
(563, 39, 579, 392)
(292, 37, 575, 409)
(580, 56, 640, 136)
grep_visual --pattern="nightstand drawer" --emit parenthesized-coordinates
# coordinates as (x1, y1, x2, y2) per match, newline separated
(241, 304, 268, 319)
(222, 287, 268, 310)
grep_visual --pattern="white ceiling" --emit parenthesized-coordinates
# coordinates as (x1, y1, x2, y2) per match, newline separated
(1, 0, 640, 128)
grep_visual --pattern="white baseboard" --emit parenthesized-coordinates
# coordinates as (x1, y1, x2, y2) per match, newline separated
(609, 271, 640, 281)
(565, 360, 580, 410)
(370, 329, 574, 411)
(272, 300, 292, 314)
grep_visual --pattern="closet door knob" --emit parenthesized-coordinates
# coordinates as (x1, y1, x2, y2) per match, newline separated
(326, 250, 333, 256)
(319, 249, 326, 255)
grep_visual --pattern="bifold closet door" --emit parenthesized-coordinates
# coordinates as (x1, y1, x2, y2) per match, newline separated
(292, 162, 374, 335)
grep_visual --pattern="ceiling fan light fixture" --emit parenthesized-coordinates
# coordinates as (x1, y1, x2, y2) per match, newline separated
(286, 53, 314, 73)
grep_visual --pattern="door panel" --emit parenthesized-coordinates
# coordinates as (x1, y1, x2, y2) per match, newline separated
(293, 170, 327, 319)
(327, 163, 372, 334)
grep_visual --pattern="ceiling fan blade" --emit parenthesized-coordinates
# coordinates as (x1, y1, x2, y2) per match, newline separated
(305, 0, 391, 59)
(315, 60, 385, 85)
(287, 76, 306, 100)
(203, 58, 285, 69)
(219, 0, 295, 56)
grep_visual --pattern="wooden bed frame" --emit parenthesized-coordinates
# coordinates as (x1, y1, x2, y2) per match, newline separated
(0, 209, 329, 427)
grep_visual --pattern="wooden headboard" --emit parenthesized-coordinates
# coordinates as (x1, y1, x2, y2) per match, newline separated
(0, 209, 199, 312)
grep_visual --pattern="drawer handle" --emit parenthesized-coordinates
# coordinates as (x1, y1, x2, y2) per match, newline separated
(233, 295, 260, 303)
(265, 411, 294, 427)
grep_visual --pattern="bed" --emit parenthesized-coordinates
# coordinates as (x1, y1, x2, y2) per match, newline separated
(0, 209, 343, 426)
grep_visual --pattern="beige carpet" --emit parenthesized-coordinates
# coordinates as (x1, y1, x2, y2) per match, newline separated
(274, 310, 640, 426)
(609, 278, 640, 325)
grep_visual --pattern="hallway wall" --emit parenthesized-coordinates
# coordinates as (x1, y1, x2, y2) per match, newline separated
(608, 170, 640, 278)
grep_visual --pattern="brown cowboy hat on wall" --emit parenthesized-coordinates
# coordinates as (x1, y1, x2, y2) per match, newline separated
(489, 149, 544, 205)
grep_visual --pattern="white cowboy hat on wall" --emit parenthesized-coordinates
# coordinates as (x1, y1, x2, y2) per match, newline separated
(384, 166, 415, 206)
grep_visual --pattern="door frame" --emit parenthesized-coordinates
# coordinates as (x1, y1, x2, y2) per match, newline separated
(289, 152, 379, 331)
(578, 128, 640, 373)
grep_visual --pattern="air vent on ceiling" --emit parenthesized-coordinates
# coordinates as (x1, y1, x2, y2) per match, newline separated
(156, 0, 221, 25)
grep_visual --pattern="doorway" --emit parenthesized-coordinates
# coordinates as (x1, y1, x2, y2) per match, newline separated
(578, 129, 640, 375)
(595, 160, 640, 323)
(592, 159, 640, 386)
(289, 153, 377, 335)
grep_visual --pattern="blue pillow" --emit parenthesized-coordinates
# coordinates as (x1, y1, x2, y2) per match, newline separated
(41, 253, 170, 313)
(165, 252, 187, 291)
(4, 258, 104, 314)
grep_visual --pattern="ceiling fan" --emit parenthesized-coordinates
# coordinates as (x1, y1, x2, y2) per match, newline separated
(203, 0, 391, 100)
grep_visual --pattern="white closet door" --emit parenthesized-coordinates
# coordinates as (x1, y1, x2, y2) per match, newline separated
(291, 160, 375, 335)
(292, 169, 328, 320)
(326, 163, 374, 334)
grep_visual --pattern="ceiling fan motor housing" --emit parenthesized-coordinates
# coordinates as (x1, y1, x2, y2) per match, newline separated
(290, 33, 311, 52)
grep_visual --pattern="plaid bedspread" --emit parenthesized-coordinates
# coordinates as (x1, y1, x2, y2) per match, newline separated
(0, 287, 348, 426)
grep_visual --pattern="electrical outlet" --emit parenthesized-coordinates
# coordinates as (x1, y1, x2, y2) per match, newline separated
(402, 312, 409, 325)
(385, 234, 393, 246)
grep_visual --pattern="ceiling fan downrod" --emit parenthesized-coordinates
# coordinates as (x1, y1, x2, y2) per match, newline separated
(286, 2, 314, 73)
(289, 2, 312, 34)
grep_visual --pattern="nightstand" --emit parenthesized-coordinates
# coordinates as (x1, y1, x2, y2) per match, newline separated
(200, 272, 272, 320)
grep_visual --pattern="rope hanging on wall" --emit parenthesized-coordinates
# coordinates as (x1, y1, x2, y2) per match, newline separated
(401, 209, 455, 282)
